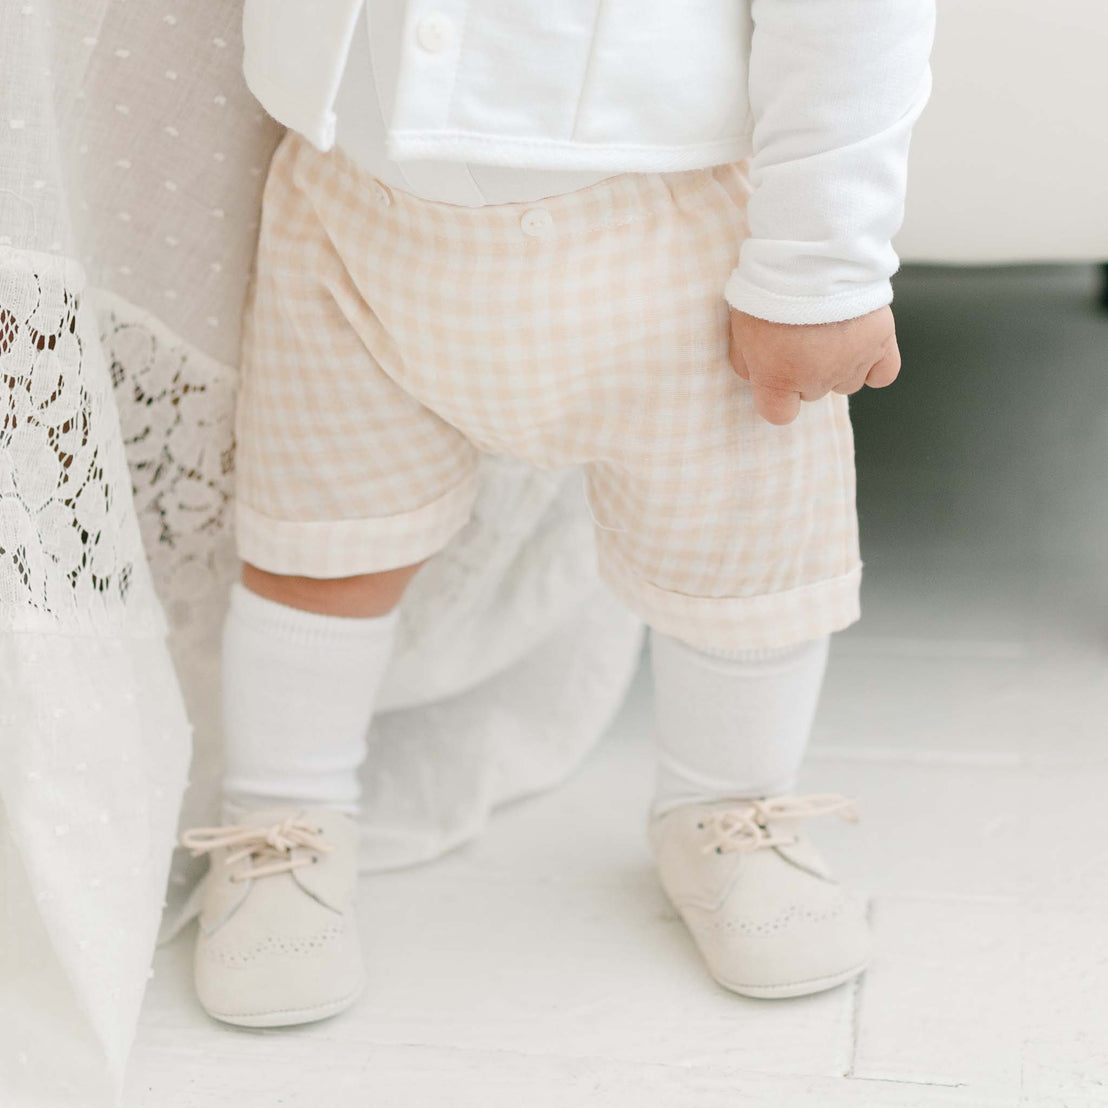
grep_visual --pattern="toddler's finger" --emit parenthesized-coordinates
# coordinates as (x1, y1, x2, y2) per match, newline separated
(865, 343, 902, 389)
(799, 382, 832, 402)
(728, 338, 750, 380)
(833, 366, 871, 396)
(751, 383, 801, 425)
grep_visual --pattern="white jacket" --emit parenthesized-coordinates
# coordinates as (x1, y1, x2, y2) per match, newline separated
(243, 0, 935, 324)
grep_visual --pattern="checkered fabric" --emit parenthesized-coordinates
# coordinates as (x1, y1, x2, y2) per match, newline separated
(235, 133, 861, 649)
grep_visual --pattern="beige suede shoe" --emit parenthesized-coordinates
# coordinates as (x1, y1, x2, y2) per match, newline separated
(649, 795, 870, 999)
(181, 807, 363, 1027)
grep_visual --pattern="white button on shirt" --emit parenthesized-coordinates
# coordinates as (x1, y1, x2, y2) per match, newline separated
(415, 13, 451, 54)
(332, 5, 611, 209)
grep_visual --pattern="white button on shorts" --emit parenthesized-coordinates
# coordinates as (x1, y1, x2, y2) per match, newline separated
(520, 208, 553, 237)
(416, 14, 452, 53)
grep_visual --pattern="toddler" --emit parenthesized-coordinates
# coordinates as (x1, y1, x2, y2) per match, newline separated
(181, 0, 935, 1025)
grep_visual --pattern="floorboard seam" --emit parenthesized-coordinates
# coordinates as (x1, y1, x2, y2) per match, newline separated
(843, 901, 869, 1079)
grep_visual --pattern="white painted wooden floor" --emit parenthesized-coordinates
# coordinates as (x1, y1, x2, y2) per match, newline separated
(126, 266, 1108, 1107)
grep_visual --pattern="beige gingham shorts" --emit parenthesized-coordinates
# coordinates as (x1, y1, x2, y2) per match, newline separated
(235, 133, 861, 649)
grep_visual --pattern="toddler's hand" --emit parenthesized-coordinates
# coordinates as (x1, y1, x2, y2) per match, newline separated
(728, 305, 901, 426)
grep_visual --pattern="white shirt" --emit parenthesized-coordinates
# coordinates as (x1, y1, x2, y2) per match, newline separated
(243, 0, 935, 324)
(334, 5, 611, 206)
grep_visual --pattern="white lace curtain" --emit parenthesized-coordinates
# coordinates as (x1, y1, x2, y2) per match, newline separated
(0, 5, 642, 1105)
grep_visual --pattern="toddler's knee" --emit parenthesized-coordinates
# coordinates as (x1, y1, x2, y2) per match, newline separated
(240, 561, 424, 618)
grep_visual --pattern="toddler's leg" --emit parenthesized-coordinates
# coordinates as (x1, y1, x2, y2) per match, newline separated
(219, 562, 422, 815)
(650, 631, 829, 815)
(647, 629, 869, 1000)
(183, 563, 421, 1029)
(187, 134, 483, 1029)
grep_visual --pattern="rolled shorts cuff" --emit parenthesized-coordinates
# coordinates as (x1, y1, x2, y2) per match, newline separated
(598, 545, 862, 651)
(234, 473, 481, 578)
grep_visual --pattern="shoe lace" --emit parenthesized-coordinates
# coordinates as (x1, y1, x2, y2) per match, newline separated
(698, 793, 859, 856)
(181, 816, 334, 881)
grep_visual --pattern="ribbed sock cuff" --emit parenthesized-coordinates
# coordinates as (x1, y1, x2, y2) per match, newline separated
(229, 581, 399, 647)
(222, 790, 360, 822)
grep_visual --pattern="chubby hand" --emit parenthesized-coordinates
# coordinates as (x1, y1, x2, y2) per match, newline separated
(728, 305, 901, 426)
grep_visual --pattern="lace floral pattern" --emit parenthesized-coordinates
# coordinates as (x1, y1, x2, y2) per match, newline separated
(0, 253, 241, 639)
(96, 290, 239, 637)
(0, 255, 156, 631)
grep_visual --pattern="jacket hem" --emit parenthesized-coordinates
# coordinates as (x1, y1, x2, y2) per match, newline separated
(243, 59, 338, 152)
(385, 130, 753, 173)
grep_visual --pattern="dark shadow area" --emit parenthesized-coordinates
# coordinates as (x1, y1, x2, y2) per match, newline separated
(852, 264, 1108, 566)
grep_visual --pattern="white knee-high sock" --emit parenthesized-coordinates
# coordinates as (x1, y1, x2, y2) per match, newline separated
(220, 582, 399, 815)
(650, 631, 831, 816)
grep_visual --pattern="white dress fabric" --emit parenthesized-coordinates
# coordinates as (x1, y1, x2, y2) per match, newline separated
(0, 5, 642, 1106)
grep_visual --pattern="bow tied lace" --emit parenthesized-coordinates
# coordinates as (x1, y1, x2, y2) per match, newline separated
(699, 794, 858, 855)
(181, 816, 333, 881)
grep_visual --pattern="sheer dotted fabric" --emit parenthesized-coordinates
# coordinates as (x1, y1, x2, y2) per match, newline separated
(76, 0, 279, 367)
(0, 3, 268, 1101)
(1, 0, 279, 365)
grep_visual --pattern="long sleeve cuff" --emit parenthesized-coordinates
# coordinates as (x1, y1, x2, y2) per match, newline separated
(728, 0, 935, 325)
(724, 270, 893, 325)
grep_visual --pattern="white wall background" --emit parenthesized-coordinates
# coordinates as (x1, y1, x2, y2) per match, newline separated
(897, 1, 1108, 263)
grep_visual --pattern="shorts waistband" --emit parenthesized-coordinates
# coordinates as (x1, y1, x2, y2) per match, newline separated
(291, 133, 750, 247)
